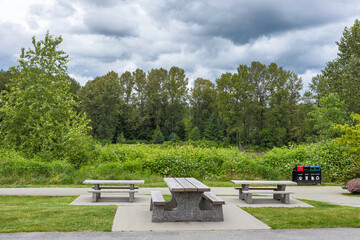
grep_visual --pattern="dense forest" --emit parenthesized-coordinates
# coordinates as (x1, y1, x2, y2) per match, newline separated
(0, 20, 359, 150)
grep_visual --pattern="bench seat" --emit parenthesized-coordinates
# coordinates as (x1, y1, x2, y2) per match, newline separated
(88, 189, 138, 193)
(234, 187, 277, 191)
(92, 186, 139, 190)
(150, 191, 166, 206)
(88, 189, 138, 202)
(242, 190, 294, 204)
(150, 191, 167, 214)
(202, 192, 225, 205)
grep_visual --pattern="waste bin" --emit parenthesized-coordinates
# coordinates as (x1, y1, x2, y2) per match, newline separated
(292, 166, 321, 184)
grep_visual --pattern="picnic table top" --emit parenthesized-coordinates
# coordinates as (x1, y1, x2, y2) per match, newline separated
(83, 180, 145, 185)
(164, 177, 210, 192)
(231, 180, 297, 185)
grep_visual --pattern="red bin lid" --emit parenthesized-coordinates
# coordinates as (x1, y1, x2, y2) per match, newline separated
(297, 166, 303, 171)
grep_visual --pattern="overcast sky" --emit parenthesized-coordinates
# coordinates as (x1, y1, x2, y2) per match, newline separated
(0, 0, 359, 89)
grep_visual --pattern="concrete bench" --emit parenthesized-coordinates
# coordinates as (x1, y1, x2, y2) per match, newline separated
(242, 190, 295, 204)
(150, 190, 166, 211)
(88, 189, 138, 202)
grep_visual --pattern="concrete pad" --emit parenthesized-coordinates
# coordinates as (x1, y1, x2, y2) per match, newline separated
(223, 196, 313, 208)
(111, 204, 270, 232)
(287, 186, 360, 207)
(70, 194, 149, 206)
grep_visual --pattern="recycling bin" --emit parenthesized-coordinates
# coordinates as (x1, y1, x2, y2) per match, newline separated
(292, 166, 321, 184)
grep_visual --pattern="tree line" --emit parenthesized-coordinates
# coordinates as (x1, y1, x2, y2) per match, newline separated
(1, 19, 360, 150)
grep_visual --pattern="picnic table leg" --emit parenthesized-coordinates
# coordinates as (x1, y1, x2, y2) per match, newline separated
(240, 184, 249, 200)
(129, 184, 135, 202)
(274, 185, 285, 200)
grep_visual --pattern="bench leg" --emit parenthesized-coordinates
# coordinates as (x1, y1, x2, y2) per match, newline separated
(280, 194, 290, 204)
(129, 192, 134, 202)
(244, 193, 252, 204)
(151, 205, 166, 222)
(240, 184, 249, 200)
(92, 192, 98, 202)
(274, 185, 285, 200)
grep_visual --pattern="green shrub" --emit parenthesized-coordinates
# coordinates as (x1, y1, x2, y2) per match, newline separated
(260, 141, 356, 182)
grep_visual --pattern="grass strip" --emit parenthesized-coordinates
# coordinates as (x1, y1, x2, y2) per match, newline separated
(341, 193, 360, 197)
(0, 196, 117, 233)
(241, 199, 360, 229)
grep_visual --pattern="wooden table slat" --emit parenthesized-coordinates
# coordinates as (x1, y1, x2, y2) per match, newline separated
(186, 178, 210, 191)
(175, 178, 197, 192)
(164, 178, 184, 192)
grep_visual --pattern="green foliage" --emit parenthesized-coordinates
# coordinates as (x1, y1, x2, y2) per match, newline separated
(317, 19, 360, 113)
(190, 78, 217, 133)
(335, 114, 360, 164)
(78, 71, 123, 141)
(309, 93, 349, 139)
(261, 140, 356, 182)
(0, 148, 75, 184)
(204, 112, 222, 141)
(152, 126, 164, 144)
(188, 126, 201, 141)
(0, 139, 355, 184)
(216, 61, 303, 146)
(0, 32, 92, 165)
(168, 132, 180, 142)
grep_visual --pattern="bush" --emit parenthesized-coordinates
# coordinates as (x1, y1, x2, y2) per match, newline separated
(346, 178, 360, 193)
(260, 140, 356, 182)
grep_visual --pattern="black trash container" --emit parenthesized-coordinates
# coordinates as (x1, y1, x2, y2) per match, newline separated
(292, 166, 321, 184)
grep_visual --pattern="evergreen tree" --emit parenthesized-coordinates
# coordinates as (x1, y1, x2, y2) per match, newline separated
(152, 125, 164, 144)
(189, 126, 201, 141)
(204, 112, 220, 141)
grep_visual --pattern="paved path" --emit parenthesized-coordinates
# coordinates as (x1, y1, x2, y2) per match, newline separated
(1, 186, 358, 207)
(1, 228, 359, 240)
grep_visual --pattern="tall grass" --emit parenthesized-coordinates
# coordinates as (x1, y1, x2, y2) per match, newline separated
(0, 140, 355, 184)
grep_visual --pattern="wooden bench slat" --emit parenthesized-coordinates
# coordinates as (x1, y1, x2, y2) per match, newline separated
(92, 186, 139, 190)
(235, 187, 277, 191)
(202, 192, 225, 204)
(242, 190, 294, 194)
(164, 178, 184, 192)
(83, 180, 145, 185)
(88, 189, 138, 193)
(151, 191, 166, 206)
(231, 180, 297, 185)
(186, 178, 210, 192)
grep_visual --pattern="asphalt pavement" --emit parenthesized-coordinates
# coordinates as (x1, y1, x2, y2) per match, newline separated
(1, 228, 359, 240)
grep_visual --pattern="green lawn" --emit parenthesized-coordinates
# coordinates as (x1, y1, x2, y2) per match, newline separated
(242, 199, 360, 229)
(1, 196, 359, 232)
(342, 193, 360, 197)
(0, 196, 117, 233)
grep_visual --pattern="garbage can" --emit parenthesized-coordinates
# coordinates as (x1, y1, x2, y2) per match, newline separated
(292, 166, 321, 184)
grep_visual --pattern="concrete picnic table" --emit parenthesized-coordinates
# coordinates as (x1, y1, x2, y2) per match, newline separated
(150, 177, 224, 222)
(83, 180, 145, 202)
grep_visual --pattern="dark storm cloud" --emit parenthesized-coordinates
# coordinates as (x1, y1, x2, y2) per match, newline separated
(149, 0, 354, 44)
